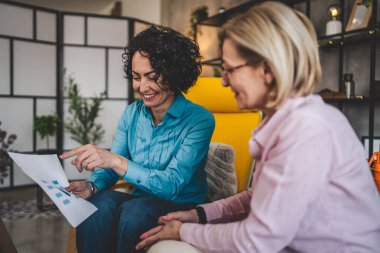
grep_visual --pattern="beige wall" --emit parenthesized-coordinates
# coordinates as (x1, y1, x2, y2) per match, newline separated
(11, 0, 245, 76)
(162, 0, 246, 34)
(162, 0, 246, 77)
(123, 0, 161, 24)
(11, 0, 115, 14)
(11, 0, 161, 24)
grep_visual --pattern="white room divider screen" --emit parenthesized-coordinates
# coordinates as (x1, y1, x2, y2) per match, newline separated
(0, 0, 153, 190)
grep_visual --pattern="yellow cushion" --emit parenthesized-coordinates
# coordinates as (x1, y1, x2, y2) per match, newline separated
(211, 113, 260, 191)
(186, 77, 241, 113)
(186, 77, 262, 192)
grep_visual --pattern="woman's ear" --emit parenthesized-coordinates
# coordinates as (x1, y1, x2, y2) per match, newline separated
(263, 62, 274, 86)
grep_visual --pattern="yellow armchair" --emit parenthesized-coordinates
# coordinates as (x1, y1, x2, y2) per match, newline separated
(185, 77, 261, 192)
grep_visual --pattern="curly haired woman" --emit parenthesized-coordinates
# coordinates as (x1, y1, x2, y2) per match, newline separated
(60, 25, 215, 253)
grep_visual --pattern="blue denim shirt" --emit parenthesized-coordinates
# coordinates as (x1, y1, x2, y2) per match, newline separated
(89, 94, 215, 204)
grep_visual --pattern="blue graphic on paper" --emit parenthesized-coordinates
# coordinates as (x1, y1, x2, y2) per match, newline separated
(41, 180, 76, 205)
(57, 186, 71, 196)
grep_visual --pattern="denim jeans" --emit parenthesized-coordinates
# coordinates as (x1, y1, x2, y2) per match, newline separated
(76, 190, 195, 253)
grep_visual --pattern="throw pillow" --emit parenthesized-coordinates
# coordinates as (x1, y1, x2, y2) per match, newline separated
(204, 142, 237, 202)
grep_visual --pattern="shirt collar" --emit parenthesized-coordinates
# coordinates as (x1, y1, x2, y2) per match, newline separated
(142, 93, 187, 119)
(166, 94, 187, 118)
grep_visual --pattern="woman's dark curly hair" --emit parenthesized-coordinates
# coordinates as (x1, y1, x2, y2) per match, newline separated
(122, 25, 202, 94)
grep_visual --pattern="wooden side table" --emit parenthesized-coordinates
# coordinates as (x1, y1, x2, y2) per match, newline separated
(0, 217, 17, 253)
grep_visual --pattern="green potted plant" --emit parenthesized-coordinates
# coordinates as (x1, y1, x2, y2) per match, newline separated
(188, 5, 209, 40)
(0, 121, 17, 184)
(65, 75, 106, 145)
(34, 113, 59, 152)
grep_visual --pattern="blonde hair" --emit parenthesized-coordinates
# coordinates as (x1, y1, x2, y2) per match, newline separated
(220, 1, 321, 110)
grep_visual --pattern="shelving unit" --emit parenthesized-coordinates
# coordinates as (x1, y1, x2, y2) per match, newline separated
(197, 0, 379, 158)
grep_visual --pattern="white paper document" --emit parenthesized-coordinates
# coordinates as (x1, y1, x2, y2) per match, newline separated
(8, 152, 98, 227)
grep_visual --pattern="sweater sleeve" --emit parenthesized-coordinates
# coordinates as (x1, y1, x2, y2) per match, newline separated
(200, 189, 252, 223)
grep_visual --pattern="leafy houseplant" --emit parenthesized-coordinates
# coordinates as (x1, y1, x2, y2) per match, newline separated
(0, 121, 17, 184)
(360, 0, 372, 7)
(188, 5, 209, 40)
(213, 66, 222, 77)
(65, 75, 106, 145)
(34, 114, 59, 150)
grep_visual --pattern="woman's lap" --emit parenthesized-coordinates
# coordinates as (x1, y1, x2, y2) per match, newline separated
(77, 190, 195, 253)
(148, 240, 203, 253)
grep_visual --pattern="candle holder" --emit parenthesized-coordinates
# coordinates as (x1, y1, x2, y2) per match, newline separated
(326, 4, 342, 35)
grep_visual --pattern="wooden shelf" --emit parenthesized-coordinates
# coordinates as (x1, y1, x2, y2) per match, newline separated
(199, 1, 257, 27)
(323, 97, 370, 103)
(318, 26, 380, 49)
(198, 0, 297, 27)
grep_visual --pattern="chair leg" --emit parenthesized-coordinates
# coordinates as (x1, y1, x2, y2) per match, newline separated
(0, 218, 18, 253)
(66, 226, 77, 253)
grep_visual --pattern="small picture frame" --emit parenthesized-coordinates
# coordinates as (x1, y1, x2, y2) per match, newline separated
(346, 0, 372, 31)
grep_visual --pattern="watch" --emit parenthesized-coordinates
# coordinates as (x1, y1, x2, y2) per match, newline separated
(88, 181, 97, 197)
(195, 206, 207, 224)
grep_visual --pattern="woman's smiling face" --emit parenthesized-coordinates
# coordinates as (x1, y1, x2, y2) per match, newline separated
(221, 39, 272, 113)
(131, 51, 175, 110)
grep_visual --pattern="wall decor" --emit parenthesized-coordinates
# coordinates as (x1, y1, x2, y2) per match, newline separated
(346, 0, 372, 31)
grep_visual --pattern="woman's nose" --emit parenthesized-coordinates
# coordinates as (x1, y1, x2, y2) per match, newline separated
(221, 70, 230, 87)
(221, 75, 230, 87)
(139, 78, 150, 92)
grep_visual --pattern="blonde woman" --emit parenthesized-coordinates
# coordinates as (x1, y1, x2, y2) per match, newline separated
(136, 2, 380, 252)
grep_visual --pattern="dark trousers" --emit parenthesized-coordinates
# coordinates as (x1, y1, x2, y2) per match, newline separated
(76, 190, 195, 253)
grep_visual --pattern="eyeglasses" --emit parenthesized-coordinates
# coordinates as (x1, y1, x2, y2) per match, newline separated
(220, 62, 249, 87)
(220, 62, 249, 73)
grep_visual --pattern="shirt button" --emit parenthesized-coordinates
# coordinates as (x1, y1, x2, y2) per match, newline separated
(137, 180, 141, 184)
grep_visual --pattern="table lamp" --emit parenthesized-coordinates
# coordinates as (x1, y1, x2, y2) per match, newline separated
(326, 4, 342, 35)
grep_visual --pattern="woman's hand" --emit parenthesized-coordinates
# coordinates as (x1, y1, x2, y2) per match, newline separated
(59, 144, 128, 176)
(136, 220, 182, 251)
(65, 180, 92, 199)
(135, 210, 197, 251)
(158, 209, 199, 224)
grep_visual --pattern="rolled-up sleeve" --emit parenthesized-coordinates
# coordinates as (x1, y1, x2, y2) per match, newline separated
(88, 106, 131, 191)
(200, 189, 253, 224)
